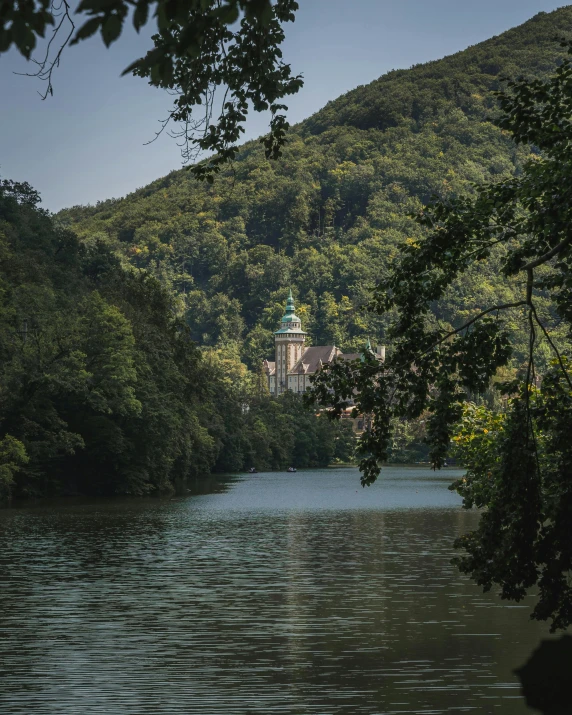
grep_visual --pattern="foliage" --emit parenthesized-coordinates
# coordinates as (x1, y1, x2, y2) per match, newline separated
(449, 403, 505, 509)
(0, 0, 301, 179)
(387, 416, 430, 464)
(0, 177, 349, 500)
(0, 435, 28, 499)
(449, 368, 572, 633)
(58, 9, 572, 371)
(198, 348, 357, 472)
(0, 177, 211, 496)
(313, 39, 572, 630)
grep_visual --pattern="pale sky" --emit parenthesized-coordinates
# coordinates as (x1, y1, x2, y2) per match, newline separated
(0, 1, 567, 211)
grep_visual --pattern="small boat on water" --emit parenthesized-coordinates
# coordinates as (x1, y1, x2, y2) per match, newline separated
(247, 467, 258, 474)
(287, 467, 297, 473)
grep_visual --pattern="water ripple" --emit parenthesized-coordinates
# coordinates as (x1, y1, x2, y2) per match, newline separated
(0, 468, 545, 714)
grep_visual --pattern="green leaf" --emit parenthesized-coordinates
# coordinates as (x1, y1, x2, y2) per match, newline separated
(133, 2, 149, 32)
(150, 63, 162, 85)
(77, 0, 118, 11)
(71, 17, 102, 45)
(12, 22, 35, 59)
(0, 30, 11, 53)
(213, 3, 240, 24)
(101, 14, 122, 47)
(121, 56, 144, 76)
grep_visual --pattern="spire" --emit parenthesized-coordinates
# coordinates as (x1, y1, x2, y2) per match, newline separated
(361, 337, 374, 363)
(279, 288, 301, 325)
(275, 288, 307, 336)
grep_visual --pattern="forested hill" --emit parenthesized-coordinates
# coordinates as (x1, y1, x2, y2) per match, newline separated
(59, 8, 572, 369)
(0, 180, 358, 500)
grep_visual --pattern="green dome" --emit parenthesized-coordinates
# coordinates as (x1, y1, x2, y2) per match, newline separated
(274, 289, 307, 336)
(280, 288, 301, 324)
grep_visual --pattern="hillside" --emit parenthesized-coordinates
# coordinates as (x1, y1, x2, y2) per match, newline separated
(59, 8, 572, 368)
(0, 181, 358, 500)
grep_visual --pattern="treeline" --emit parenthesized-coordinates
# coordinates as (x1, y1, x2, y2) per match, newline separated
(0, 180, 355, 501)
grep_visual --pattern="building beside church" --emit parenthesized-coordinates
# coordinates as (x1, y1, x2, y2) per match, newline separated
(262, 290, 385, 396)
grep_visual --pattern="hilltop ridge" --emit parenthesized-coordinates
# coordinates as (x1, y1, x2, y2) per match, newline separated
(303, 9, 568, 134)
(59, 7, 572, 367)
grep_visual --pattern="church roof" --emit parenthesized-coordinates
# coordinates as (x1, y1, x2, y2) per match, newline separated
(289, 346, 340, 375)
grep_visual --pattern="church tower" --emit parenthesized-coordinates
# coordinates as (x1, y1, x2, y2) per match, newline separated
(274, 289, 306, 394)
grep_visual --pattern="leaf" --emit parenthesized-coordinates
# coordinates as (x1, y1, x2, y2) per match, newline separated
(77, 0, 119, 11)
(122, 45, 164, 76)
(133, 2, 149, 32)
(243, 0, 273, 24)
(101, 14, 122, 47)
(150, 63, 162, 85)
(12, 22, 35, 59)
(31, 11, 50, 37)
(121, 57, 145, 76)
(70, 17, 102, 45)
(0, 30, 11, 53)
(213, 3, 240, 25)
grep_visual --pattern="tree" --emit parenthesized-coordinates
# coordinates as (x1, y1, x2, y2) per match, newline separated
(0, 178, 222, 497)
(0, 435, 28, 500)
(0, 0, 302, 180)
(311, 40, 572, 631)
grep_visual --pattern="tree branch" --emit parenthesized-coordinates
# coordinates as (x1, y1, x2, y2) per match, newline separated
(522, 234, 572, 271)
(421, 300, 528, 357)
(14, 0, 75, 100)
(527, 267, 533, 305)
(530, 304, 572, 391)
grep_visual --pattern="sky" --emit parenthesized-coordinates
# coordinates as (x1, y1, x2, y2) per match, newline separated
(0, 0, 568, 211)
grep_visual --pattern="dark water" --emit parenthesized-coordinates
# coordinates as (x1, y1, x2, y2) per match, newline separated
(0, 467, 551, 714)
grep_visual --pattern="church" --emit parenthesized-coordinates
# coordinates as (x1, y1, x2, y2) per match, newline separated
(263, 290, 385, 395)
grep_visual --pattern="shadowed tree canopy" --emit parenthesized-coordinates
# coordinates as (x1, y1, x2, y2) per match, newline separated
(0, 0, 302, 180)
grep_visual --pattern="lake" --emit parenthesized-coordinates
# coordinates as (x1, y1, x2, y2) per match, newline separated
(0, 466, 551, 714)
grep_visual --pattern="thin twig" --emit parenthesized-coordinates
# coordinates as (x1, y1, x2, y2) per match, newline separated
(15, 0, 75, 99)
(522, 264, 542, 477)
(530, 304, 572, 390)
(420, 301, 528, 358)
(525, 304, 535, 444)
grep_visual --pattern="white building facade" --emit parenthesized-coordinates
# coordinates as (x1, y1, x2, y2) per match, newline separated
(263, 290, 383, 396)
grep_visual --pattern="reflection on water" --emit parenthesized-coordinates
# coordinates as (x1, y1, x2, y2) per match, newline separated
(0, 467, 551, 714)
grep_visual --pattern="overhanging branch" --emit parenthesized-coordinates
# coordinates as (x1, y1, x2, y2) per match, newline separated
(522, 234, 572, 271)
(530, 304, 572, 391)
(422, 300, 528, 356)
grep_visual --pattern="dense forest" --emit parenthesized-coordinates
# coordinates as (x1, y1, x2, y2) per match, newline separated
(0, 181, 355, 500)
(3, 8, 572, 499)
(59, 9, 572, 371)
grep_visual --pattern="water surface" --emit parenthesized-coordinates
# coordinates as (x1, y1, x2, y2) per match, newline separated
(0, 467, 550, 714)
